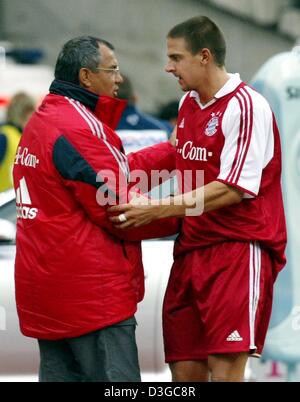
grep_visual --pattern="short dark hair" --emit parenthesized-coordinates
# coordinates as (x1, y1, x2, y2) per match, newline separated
(167, 16, 226, 67)
(54, 36, 114, 85)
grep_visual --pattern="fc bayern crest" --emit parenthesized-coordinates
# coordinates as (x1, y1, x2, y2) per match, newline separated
(204, 113, 221, 136)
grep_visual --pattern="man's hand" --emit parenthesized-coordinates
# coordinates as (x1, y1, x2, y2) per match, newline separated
(108, 181, 243, 230)
(108, 193, 161, 229)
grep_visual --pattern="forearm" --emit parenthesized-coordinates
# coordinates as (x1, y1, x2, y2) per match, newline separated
(203, 180, 243, 212)
(108, 181, 243, 229)
(156, 181, 243, 219)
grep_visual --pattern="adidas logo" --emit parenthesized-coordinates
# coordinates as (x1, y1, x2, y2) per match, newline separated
(16, 177, 38, 220)
(226, 330, 243, 342)
(179, 118, 185, 128)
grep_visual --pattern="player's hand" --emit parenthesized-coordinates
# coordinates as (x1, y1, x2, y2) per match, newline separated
(108, 193, 159, 229)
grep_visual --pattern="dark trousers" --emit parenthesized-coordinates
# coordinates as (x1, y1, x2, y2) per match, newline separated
(38, 317, 141, 382)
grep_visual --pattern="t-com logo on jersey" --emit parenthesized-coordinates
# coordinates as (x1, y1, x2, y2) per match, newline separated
(177, 141, 213, 162)
(16, 177, 38, 220)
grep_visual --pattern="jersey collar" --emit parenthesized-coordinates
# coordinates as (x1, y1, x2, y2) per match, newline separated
(190, 73, 242, 110)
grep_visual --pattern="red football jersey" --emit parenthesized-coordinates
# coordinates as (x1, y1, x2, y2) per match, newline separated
(174, 74, 287, 275)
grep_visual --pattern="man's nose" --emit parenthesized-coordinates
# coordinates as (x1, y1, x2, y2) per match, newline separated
(165, 61, 175, 73)
(116, 72, 123, 84)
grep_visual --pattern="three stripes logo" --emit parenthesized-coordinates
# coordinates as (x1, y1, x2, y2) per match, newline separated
(16, 177, 38, 220)
(226, 330, 243, 342)
(179, 118, 185, 129)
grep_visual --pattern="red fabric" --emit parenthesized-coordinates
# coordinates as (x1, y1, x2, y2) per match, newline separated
(0, 97, 9, 106)
(163, 241, 274, 361)
(95, 95, 127, 130)
(174, 88, 286, 275)
(13, 92, 177, 340)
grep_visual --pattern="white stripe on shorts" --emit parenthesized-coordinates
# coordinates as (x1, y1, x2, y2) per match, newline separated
(249, 241, 261, 350)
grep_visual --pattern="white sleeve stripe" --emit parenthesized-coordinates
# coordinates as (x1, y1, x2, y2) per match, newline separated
(83, 105, 129, 179)
(66, 97, 97, 136)
(225, 87, 254, 185)
(67, 98, 127, 178)
(225, 93, 246, 182)
(77, 103, 130, 180)
(79, 104, 130, 179)
(76, 101, 102, 139)
(65, 97, 129, 180)
(233, 88, 254, 184)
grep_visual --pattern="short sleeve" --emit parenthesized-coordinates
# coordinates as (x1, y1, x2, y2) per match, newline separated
(217, 86, 274, 197)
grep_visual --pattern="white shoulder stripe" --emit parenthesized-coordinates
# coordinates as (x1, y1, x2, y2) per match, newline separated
(234, 88, 251, 182)
(225, 91, 246, 182)
(226, 87, 253, 184)
(76, 101, 129, 176)
(66, 97, 130, 180)
(66, 97, 97, 137)
(75, 102, 129, 178)
(75, 101, 102, 139)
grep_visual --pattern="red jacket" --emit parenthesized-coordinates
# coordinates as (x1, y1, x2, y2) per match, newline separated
(13, 80, 177, 340)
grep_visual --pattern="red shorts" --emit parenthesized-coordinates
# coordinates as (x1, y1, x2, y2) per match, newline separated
(163, 241, 274, 362)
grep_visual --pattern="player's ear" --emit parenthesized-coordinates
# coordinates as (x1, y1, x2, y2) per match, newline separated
(198, 48, 211, 65)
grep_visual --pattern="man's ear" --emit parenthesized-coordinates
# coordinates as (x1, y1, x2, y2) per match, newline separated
(198, 48, 211, 65)
(79, 68, 92, 88)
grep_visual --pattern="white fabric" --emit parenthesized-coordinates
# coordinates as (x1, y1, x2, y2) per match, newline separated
(217, 85, 274, 196)
(249, 241, 261, 351)
(188, 73, 242, 110)
(178, 92, 189, 110)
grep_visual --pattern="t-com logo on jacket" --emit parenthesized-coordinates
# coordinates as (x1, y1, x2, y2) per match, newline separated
(14, 146, 40, 168)
(15, 177, 38, 219)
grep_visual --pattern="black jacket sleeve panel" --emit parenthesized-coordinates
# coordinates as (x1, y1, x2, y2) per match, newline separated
(52, 135, 122, 234)
(52, 135, 179, 241)
(0, 133, 7, 164)
(53, 135, 114, 194)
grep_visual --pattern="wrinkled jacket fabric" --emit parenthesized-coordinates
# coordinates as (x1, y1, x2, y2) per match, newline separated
(13, 80, 177, 340)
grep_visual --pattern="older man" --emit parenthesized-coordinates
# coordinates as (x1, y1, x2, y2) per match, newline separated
(13, 36, 177, 382)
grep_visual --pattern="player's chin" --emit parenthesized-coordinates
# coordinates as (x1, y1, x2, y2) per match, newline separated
(180, 83, 189, 91)
(178, 81, 189, 91)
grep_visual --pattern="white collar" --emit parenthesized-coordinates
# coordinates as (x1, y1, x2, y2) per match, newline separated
(190, 73, 242, 109)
